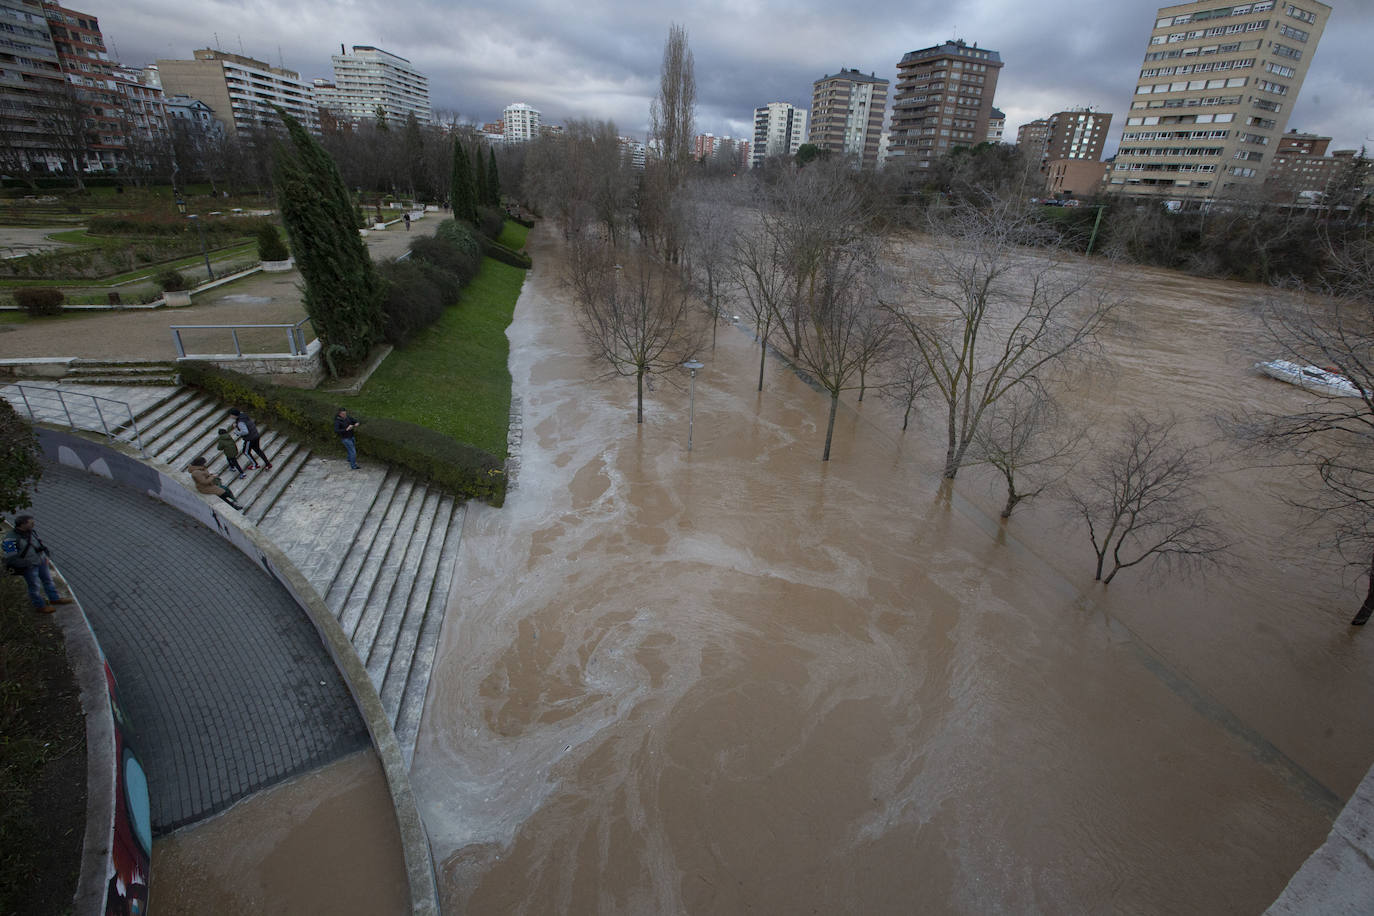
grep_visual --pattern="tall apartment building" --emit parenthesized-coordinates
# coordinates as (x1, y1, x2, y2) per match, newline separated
(156, 48, 318, 138)
(751, 101, 806, 167)
(502, 102, 540, 142)
(39, 1, 128, 170)
(1019, 108, 1114, 170)
(0, 0, 66, 172)
(807, 69, 887, 167)
(1265, 132, 1371, 203)
(1112, 0, 1331, 198)
(888, 40, 1003, 171)
(987, 107, 1006, 143)
(323, 45, 430, 125)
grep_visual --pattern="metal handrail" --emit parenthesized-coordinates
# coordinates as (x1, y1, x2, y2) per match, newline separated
(169, 316, 316, 358)
(8, 383, 146, 456)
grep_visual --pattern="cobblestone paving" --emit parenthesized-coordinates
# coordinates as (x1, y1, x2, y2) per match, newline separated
(28, 462, 369, 834)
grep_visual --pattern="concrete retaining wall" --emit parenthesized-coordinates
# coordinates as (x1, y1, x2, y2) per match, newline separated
(177, 339, 325, 388)
(37, 427, 439, 915)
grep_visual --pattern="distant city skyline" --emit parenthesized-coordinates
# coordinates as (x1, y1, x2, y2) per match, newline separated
(106, 0, 1373, 156)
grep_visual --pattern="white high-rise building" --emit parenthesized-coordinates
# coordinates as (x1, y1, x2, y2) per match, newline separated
(503, 102, 541, 142)
(157, 49, 319, 137)
(752, 102, 807, 167)
(324, 45, 430, 125)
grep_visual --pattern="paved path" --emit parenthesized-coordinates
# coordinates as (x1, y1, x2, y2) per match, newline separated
(0, 215, 437, 360)
(28, 461, 370, 834)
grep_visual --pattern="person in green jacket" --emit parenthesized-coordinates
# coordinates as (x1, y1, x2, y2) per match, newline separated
(215, 427, 245, 479)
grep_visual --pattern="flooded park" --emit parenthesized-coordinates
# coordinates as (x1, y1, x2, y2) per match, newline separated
(405, 225, 1374, 913)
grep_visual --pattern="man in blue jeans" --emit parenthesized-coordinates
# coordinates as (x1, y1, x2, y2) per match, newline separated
(2, 515, 75, 614)
(334, 407, 361, 469)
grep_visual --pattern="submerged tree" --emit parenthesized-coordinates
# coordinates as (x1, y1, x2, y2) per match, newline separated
(968, 385, 1077, 519)
(568, 243, 705, 423)
(1070, 413, 1227, 585)
(888, 198, 1119, 478)
(272, 109, 382, 376)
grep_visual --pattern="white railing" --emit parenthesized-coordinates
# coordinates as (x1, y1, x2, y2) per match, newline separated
(169, 316, 316, 358)
(8, 383, 146, 456)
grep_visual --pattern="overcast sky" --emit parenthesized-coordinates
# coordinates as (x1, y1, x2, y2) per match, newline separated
(106, 0, 1373, 155)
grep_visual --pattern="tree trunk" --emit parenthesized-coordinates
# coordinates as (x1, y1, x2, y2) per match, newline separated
(901, 404, 911, 431)
(636, 368, 645, 424)
(1353, 551, 1374, 626)
(1093, 551, 1106, 582)
(858, 368, 866, 403)
(822, 391, 839, 461)
(1001, 489, 1019, 520)
(757, 335, 767, 392)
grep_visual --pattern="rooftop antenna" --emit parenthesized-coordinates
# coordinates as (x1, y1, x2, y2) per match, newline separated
(277, 45, 284, 69)
(237, 34, 244, 55)
(213, 32, 220, 50)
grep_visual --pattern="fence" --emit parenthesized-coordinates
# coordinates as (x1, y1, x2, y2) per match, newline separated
(6, 383, 146, 456)
(170, 317, 316, 358)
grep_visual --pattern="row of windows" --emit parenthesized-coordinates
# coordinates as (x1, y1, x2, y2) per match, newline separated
(1116, 162, 1218, 172)
(1130, 95, 1244, 113)
(1239, 132, 1269, 144)
(1277, 23, 1308, 41)
(1154, 19, 1270, 44)
(1156, 2, 1273, 27)
(1249, 116, 1276, 128)
(1144, 40, 1251, 61)
(1123, 129, 1231, 140)
(1231, 166, 1257, 177)
(1271, 42, 1302, 59)
(1141, 57, 1254, 78)
(1252, 97, 1283, 111)
(1284, 4, 1316, 24)
(1234, 150, 1264, 161)
(1265, 61, 1295, 77)
(1120, 146, 1225, 157)
(1256, 79, 1289, 94)
(1138, 76, 1248, 93)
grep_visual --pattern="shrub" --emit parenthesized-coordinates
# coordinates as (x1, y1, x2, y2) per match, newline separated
(512, 215, 535, 228)
(177, 362, 505, 505)
(476, 206, 505, 240)
(256, 223, 289, 261)
(408, 235, 478, 287)
(414, 259, 463, 308)
(486, 241, 532, 270)
(156, 269, 189, 292)
(377, 258, 446, 346)
(433, 219, 485, 260)
(13, 287, 64, 316)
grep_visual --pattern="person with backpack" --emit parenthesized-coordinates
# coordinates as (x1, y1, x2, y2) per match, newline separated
(214, 427, 246, 479)
(2, 515, 76, 613)
(228, 408, 272, 471)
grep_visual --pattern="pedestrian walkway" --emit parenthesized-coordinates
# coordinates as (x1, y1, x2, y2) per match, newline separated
(0, 216, 433, 360)
(27, 461, 370, 833)
(4, 379, 464, 764)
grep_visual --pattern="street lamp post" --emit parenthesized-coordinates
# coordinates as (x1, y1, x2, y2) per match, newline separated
(177, 196, 214, 280)
(683, 359, 704, 451)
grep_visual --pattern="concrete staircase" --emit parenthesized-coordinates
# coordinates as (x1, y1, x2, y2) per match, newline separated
(13, 383, 462, 765)
(64, 359, 181, 386)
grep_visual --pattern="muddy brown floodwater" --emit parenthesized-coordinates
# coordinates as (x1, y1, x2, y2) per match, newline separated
(411, 226, 1374, 914)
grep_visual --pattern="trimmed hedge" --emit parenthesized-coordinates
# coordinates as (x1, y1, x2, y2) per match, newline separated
(156, 269, 189, 292)
(486, 241, 532, 270)
(476, 206, 505, 240)
(177, 362, 506, 506)
(256, 223, 289, 261)
(13, 287, 63, 316)
(377, 258, 446, 346)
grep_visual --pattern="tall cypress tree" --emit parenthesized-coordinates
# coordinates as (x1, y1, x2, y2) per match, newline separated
(474, 146, 489, 210)
(487, 148, 501, 207)
(451, 137, 477, 225)
(273, 109, 381, 376)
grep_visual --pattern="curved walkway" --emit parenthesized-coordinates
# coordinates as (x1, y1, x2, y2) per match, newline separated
(28, 461, 369, 834)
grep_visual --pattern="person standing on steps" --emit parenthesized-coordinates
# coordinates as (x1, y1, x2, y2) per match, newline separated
(228, 408, 272, 471)
(215, 427, 246, 479)
(2, 515, 76, 614)
(334, 407, 361, 469)
(189, 457, 244, 511)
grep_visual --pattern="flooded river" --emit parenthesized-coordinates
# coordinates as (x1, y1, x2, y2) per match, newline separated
(411, 226, 1374, 914)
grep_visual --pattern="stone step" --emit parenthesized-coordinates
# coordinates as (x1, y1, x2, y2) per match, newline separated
(263, 461, 393, 593)
(230, 435, 296, 504)
(352, 485, 436, 668)
(63, 374, 180, 387)
(321, 471, 403, 611)
(68, 364, 177, 377)
(124, 389, 199, 439)
(245, 446, 313, 525)
(140, 394, 217, 453)
(150, 402, 240, 467)
(336, 479, 418, 638)
(379, 494, 455, 718)
(394, 500, 465, 764)
(366, 489, 441, 691)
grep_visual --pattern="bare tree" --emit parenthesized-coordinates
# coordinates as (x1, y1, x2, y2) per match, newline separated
(880, 336, 935, 431)
(680, 178, 739, 351)
(1070, 413, 1227, 585)
(568, 242, 706, 423)
(1239, 240, 1374, 623)
(968, 385, 1077, 518)
(772, 237, 895, 460)
(33, 84, 93, 189)
(888, 198, 1119, 478)
(731, 212, 795, 392)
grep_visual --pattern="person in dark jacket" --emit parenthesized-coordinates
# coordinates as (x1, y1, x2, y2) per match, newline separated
(334, 408, 361, 469)
(215, 427, 245, 479)
(2, 515, 75, 613)
(228, 408, 272, 471)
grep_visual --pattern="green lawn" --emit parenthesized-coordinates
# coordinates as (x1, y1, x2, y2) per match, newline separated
(496, 221, 529, 250)
(346, 254, 526, 457)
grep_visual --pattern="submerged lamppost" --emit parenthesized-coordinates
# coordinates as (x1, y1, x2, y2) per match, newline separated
(177, 195, 214, 280)
(683, 359, 704, 451)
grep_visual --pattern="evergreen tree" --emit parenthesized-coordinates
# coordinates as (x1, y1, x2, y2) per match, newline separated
(487, 147, 501, 207)
(273, 109, 382, 376)
(451, 137, 477, 224)
(474, 145, 489, 209)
